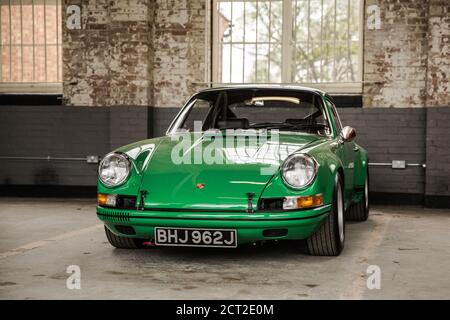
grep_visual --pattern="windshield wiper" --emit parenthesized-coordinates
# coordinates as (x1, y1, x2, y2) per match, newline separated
(248, 122, 328, 132)
(248, 122, 295, 129)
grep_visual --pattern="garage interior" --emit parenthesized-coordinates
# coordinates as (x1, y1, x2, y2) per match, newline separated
(0, 0, 449, 299)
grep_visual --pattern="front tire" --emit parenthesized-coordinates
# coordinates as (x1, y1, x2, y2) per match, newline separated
(307, 174, 345, 256)
(346, 169, 369, 221)
(104, 226, 145, 249)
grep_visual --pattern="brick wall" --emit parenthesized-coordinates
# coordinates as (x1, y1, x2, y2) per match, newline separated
(61, 1, 449, 109)
(426, 0, 450, 107)
(363, 0, 449, 108)
(62, 0, 208, 107)
(363, 0, 429, 108)
(153, 0, 209, 108)
(63, 0, 153, 106)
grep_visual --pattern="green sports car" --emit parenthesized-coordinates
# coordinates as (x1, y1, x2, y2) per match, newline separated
(97, 85, 369, 256)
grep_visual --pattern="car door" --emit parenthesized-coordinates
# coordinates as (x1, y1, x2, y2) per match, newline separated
(327, 98, 356, 202)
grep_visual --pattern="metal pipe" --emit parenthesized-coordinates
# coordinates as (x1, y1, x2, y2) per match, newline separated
(369, 162, 426, 168)
(0, 156, 88, 161)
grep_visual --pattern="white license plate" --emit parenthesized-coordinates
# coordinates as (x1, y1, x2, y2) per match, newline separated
(154, 227, 237, 248)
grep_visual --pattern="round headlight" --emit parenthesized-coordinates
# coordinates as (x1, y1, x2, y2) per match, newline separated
(98, 153, 131, 187)
(281, 154, 317, 189)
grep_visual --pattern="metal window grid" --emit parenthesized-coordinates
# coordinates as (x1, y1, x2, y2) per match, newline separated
(212, 0, 363, 93)
(0, 0, 62, 91)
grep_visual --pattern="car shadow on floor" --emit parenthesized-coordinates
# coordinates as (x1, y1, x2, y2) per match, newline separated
(108, 239, 317, 264)
(107, 217, 377, 265)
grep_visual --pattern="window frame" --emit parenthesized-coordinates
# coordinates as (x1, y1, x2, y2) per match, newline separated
(212, 0, 364, 94)
(167, 88, 335, 137)
(325, 96, 343, 134)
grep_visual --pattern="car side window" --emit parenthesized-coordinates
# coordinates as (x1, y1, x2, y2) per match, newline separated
(327, 99, 343, 134)
(181, 99, 212, 131)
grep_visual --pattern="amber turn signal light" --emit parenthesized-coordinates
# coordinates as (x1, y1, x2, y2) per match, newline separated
(98, 193, 108, 205)
(297, 194, 323, 208)
(283, 194, 323, 210)
(98, 193, 117, 207)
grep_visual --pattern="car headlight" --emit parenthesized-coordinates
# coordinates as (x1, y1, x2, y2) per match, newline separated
(98, 153, 131, 187)
(281, 154, 317, 189)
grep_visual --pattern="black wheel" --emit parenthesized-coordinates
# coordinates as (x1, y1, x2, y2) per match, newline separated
(104, 226, 145, 249)
(346, 169, 369, 221)
(307, 174, 345, 256)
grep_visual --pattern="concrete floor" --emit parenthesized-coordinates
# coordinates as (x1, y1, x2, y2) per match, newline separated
(0, 198, 449, 300)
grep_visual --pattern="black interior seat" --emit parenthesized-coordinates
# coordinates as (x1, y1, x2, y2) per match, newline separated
(285, 118, 314, 125)
(216, 118, 249, 129)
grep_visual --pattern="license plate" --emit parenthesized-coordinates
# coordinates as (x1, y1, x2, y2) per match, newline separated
(154, 227, 237, 248)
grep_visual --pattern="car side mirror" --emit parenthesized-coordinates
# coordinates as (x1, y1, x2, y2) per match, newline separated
(340, 126, 356, 142)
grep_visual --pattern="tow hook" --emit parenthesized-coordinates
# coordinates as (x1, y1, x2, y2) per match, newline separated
(246, 192, 255, 214)
(138, 190, 149, 210)
(142, 241, 156, 247)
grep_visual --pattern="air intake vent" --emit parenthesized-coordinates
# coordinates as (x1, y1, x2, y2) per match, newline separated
(259, 198, 284, 211)
(263, 229, 288, 237)
(100, 210, 130, 222)
(115, 225, 136, 235)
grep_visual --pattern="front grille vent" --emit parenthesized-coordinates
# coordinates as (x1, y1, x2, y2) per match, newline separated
(100, 210, 130, 222)
(258, 198, 284, 211)
(115, 196, 137, 209)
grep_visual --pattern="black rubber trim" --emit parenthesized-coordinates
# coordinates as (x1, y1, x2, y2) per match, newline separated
(98, 206, 246, 213)
(97, 210, 330, 222)
(135, 204, 329, 214)
(143, 207, 245, 213)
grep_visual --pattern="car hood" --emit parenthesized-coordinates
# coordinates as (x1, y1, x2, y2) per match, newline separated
(137, 132, 323, 211)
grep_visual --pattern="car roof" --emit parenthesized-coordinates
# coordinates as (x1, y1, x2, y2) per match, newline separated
(197, 84, 326, 96)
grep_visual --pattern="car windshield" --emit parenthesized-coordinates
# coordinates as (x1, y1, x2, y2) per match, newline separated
(168, 88, 331, 135)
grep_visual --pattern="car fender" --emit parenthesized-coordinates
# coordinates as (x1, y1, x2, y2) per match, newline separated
(352, 144, 369, 189)
(260, 145, 346, 206)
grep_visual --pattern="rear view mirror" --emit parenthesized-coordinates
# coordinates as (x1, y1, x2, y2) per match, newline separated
(340, 126, 356, 142)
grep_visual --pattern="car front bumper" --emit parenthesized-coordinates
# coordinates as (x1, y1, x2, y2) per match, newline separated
(96, 204, 331, 245)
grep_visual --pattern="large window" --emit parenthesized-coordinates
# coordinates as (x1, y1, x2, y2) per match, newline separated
(212, 0, 363, 93)
(0, 0, 62, 92)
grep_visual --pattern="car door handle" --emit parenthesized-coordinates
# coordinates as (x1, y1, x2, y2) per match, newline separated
(353, 146, 359, 152)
